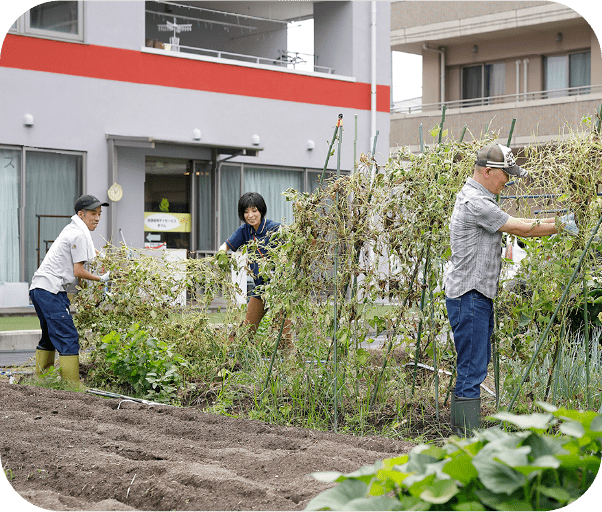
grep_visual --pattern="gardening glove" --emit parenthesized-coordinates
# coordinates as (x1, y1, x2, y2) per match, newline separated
(559, 212, 579, 236)
(216, 250, 231, 271)
(99, 271, 111, 283)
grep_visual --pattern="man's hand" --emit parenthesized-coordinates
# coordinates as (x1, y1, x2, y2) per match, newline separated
(99, 271, 111, 282)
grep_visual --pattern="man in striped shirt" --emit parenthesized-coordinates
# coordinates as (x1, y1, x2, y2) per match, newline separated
(444, 143, 573, 435)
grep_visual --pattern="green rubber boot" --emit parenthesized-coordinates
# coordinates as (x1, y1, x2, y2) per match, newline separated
(59, 354, 81, 385)
(35, 349, 56, 376)
(453, 396, 481, 437)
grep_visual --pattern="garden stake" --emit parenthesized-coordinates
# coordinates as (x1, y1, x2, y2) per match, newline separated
(419, 123, 424, 153)
(507, 118, 516, 146)
(438, 105, 447, 144)
(332, 114, 343, 432)
(429, 286, 439, 420)
(369, 130, 379, 184)
(354, 114, 357, 172)
(411, 240, 432, 397)
(507, 209, 602, 412)
(319, 114, 343, 186)
(584, 275, 591, 409)
(595, 103, 602, 133)
(459, 125, 467, 143)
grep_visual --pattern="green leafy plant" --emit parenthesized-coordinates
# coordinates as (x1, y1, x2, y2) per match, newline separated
(94, 323, 187, 402)
(305, 402, 601, 510)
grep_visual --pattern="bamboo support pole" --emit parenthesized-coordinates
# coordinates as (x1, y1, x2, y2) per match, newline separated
(584, 275, 591, 409)
(459, 125, 467, 143)
(438, 106, 446, 144)
(411, 241, 432, 397)
(332, 114, 343, 432)
(507, 209, 602, 412)
(319, 116, 342, 186)
(419, 124, 424, 153)
(507, 118, 516, 146)
(354, 114, 357, 172)
(430, 286, 439, 420)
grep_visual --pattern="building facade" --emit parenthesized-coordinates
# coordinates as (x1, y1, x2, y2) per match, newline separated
(0, 1, 391, 298)
(390, 1, 602, 152)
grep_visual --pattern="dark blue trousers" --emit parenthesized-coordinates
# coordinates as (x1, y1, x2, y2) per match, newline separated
(446, 289, 494, 399)
(30, 288, 79, 356)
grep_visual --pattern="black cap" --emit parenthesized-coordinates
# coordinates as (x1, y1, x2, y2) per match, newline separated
(74, 194, 110, 212)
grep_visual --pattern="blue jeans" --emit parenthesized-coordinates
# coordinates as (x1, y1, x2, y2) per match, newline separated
(446, 290, 494, 398)
(30, 288, 79, 356)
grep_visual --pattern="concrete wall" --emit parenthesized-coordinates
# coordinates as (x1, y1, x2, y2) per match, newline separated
(391, 1, 548, 30)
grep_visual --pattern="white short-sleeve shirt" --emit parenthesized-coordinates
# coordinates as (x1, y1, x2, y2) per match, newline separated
(30, 220, 90, 294)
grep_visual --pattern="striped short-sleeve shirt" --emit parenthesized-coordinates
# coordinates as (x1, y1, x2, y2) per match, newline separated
(444, 178, 510, 300)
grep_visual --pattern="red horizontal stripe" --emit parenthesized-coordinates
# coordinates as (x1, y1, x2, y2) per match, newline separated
(1, 34, 390, 112)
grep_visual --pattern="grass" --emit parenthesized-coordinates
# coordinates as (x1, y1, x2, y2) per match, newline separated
(0, 315, 41, 331)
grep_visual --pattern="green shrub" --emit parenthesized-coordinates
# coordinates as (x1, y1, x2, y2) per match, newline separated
(96, 323, 187, 402)
(306, 402, 601, 511)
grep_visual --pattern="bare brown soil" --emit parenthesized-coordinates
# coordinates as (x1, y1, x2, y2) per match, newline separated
(0, 381, 416, 511)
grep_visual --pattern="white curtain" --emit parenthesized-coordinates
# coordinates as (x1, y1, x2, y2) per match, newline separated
(545, 55, 568, 98)
(488, 62, 505, 98)
(219, 164, 241, 245)
(242, 166, 303, 225)
(24, 151, 81, 283)
(0, 149, 21, 282)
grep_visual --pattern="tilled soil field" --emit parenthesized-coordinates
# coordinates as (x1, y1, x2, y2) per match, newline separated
(0, 382, 415, 511)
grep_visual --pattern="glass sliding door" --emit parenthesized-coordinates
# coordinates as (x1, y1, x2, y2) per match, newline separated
(242, 166, 303, 225)
(24, 150, 82, 283)
(219, 164, 241, 245)
(0, 148, 22, 282)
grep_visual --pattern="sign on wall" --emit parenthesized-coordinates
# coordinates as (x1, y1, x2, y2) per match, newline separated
(144, 212, 191, 232)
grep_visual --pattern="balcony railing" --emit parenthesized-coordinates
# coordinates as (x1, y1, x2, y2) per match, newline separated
(391, 84, 602, 114)
(145, 40, 335, 75)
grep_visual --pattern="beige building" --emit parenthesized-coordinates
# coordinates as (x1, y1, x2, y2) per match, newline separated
(390, 1, 602, 153)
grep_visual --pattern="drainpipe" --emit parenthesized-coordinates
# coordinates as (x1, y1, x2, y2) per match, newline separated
(523, 58, 529, 101)
(516, 60, 521, 101)
(371, 1, 377, 154)
(423, 43, 445, 106)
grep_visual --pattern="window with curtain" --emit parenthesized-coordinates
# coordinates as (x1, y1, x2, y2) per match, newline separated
(242, 166, 303, 225)
(462, 65, 483, 106)
(544, 51, 591, 98)
(0, 148, 21, 282)
(24, 151, 82, 283)
(196, 161, 214, 251)
(569, 51, 591, 94)
(485, 62, 505, 102)
(544, 55, 569, 98)
(219, 164, 241, 245)
(463, 62, 506, 106)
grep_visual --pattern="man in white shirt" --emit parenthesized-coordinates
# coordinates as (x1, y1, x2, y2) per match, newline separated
(30, 194, 110, 385)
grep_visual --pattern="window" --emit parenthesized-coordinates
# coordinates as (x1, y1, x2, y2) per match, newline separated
(10, 1, 83, 42)
(544, 51, 591, 97)
(0, 147, 84, 284)
(462, 62, 505, 106)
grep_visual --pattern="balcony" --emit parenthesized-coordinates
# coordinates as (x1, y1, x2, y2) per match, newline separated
(391, 84, 602, 115)
(390, 84, 602, 150)
(144, 1, 335, 77)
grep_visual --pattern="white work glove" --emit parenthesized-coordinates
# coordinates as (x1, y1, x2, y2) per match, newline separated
(99, 271, 111, 283)
(559, 212, 579, 236)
